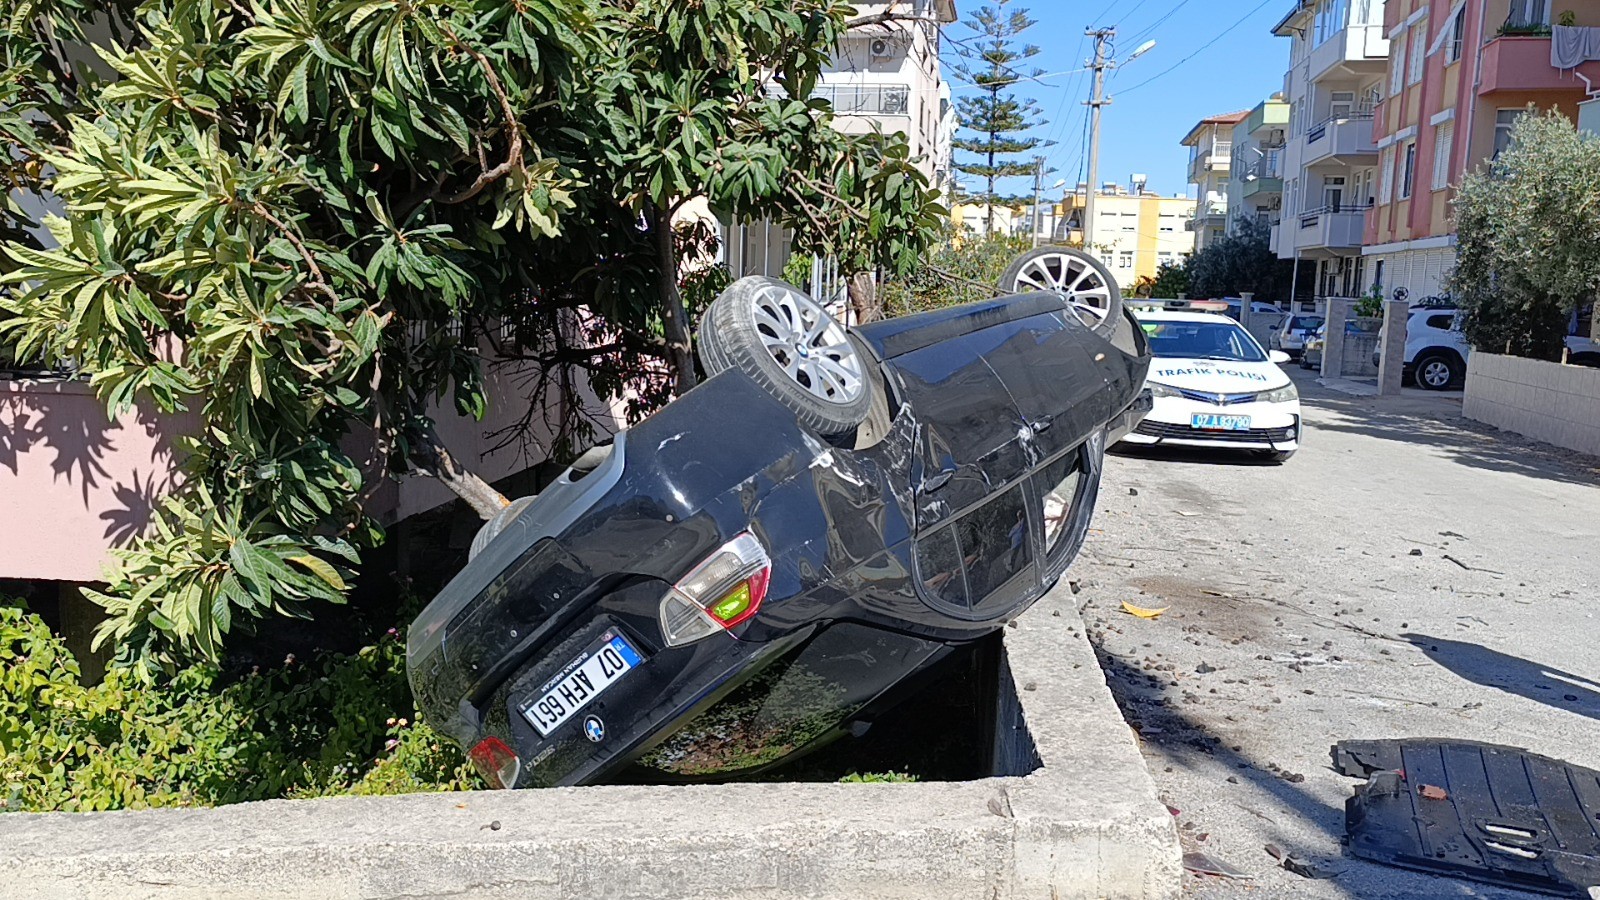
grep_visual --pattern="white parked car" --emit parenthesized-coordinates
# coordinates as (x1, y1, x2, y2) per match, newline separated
(1271, 314, 1325, 360)
(1121, 310, 1301, 462)
(1375, 302, 1600, 390)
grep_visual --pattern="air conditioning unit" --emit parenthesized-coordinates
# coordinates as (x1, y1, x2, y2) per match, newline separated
(870, 38, 894, 60)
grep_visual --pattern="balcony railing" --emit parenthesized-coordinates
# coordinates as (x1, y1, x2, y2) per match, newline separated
(813, 84, 911, 116)
(1298, 202, 1372, 228)
(1306, 108, 1375, 144)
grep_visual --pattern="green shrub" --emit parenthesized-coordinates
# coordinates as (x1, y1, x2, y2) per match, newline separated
(0, 606, 478, 812)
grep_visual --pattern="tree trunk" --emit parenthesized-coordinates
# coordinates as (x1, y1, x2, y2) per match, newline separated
(652, 204, 698, 394)
(409, 420, 509, 522)
(848, 271, 881, 324)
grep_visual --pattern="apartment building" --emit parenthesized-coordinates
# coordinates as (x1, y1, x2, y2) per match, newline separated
(1364, 0, 1600, 301)
(1271, 0, 1389, 308)
(726, 0, 959, 293)
(1227, 99, 1291, 233)
(1061, 181, 1198, 283)
(1180, 111, 1251, 250)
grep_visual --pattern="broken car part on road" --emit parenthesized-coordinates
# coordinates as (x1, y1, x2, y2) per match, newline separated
(408, 251, 1151, 789)
(1336, 738, 1600, 898)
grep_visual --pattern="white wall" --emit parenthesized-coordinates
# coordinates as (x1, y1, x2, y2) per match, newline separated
(1464, 353, 1600, 457)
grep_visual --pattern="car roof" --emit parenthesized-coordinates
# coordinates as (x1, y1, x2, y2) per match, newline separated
(1133, 309, 1241, 324)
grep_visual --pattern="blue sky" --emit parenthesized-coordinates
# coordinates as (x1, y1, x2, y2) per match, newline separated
(941, 0, 1293, 200)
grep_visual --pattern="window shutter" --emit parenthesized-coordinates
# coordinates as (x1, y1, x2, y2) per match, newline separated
(1390, 35, 1407, 94)
(1431, 122, 1454, 190)
(1378, 147, 1395, 203)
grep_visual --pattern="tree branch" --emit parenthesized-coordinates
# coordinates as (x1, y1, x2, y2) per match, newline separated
(436, 25, 523, 205)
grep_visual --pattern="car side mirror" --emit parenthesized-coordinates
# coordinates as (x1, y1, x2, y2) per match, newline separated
(1268, 350, 1291, 365)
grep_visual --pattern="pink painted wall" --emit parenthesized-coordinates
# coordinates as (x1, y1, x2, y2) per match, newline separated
(2, 360, 622, 583)
(0, 379, 196, 582)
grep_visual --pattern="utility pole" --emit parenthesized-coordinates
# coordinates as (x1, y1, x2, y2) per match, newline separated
(1031, 155, 1047, 248)
(1083, 27, 1114, 253)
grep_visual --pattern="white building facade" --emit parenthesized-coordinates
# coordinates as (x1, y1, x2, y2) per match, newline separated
(1180, 111, 1250, 251)
(1270, 0, 1389, 309)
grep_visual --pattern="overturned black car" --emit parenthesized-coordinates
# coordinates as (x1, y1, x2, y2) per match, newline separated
(408, 248, 1151, 788)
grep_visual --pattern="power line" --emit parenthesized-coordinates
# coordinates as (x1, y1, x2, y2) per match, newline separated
(1112, 0, 1156, 27)
(1123, 0, 1197, 46)
(1116, 0, 1277, 96)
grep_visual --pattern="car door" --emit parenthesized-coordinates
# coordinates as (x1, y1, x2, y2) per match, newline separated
(879, 327, 1031, 531)
(975, 308, 1111, 466)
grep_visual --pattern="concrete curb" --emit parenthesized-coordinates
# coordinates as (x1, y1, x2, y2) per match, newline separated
(0, 583, 1179, 900)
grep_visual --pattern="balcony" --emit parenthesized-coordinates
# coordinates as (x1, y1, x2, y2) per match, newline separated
(1295, 204, 1370, 251)
(1245, 99, 1289, 139)
(1186, 200, 1229, 232)
(1306, 23, 1388, 83)
(1478, 35, 1600, 95)
(1301, 112, 1377, 166)
(1240, 155, 1282, 198)
(1187, 141, 1232, 183)
(813, 83, 912, 116)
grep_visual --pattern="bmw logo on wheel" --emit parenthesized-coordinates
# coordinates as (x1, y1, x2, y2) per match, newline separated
(583, 715, 605, 743)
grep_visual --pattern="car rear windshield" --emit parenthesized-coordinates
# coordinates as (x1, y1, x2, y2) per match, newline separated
(1290, 316, 1322, 330)
(1139, 319, 1268, 362)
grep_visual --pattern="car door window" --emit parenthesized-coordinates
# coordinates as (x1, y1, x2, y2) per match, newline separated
(955, 485, 1037, 615)
(914, 525, 968, 609)
(1426, 314, 1454, 330)
(1038, 448, 1083, 556)
(914, 483, 1038, 617)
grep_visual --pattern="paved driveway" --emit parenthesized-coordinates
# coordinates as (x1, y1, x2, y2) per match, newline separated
(1079, 370, 1600, 899)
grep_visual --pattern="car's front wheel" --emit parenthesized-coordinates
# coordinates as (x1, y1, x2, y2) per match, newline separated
(997, 246, 1123, 334)
(1412, 351, 1462, 390)
(698, 276, 874, 436)
(1254, 449, 1295, 463)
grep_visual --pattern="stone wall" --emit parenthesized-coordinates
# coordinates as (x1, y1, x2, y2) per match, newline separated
(1464, 353, 1600, 457)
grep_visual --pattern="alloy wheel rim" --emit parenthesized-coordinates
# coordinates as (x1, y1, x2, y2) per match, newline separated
(1423, 361, 1450, 386)
(1013, 252, 1114, 317)
(750, 283, 865, 405)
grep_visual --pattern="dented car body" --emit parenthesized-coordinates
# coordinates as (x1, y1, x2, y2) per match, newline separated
(408, 291, 1151, 788)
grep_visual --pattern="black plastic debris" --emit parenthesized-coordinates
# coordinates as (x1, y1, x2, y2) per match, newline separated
(1334, 738, 1600, 898)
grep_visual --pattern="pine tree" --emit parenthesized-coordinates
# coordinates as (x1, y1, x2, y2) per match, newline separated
(951, 1, 1048, 235)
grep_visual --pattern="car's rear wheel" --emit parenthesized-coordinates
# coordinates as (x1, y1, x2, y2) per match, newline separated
(698, 276, 873, 436)
(998, 246, 1123, 334)
(1412, 351, 1462, 390)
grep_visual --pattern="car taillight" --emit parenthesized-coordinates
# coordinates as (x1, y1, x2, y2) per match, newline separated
(468, 736, 522, 789)
(658, 533, 772, 647)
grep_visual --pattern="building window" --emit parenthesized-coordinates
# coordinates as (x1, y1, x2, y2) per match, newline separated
(1494, 109, 1525, 158)
(1389, 34, 1407, 95)
(1445, 6, 1466, 63)
(1431, 122, 1454, 190)
(1407, 23, 1425, 85)
(1378, 147, 1394, 203)
(1400, 142, 1416, 199)
(1119, 251, 1134, 268)
(1507, 0, 1553, 28)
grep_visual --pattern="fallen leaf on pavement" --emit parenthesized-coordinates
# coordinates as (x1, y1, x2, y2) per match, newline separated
(1183, 850, 1252, 879)
(1122, 601, 1171, 619)
(1418, 784, 1449, 801)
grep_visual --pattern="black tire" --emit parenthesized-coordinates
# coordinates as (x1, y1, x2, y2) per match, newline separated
(697, 276, 873, 436)
(1254, 450, 1295, 463)
(997, 246, 1123, 334)
(1412, 351, 1462, 390)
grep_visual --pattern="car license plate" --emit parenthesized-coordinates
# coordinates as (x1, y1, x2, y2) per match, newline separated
(521, 631, 643, 736)
(1192, 413, 1252, 431)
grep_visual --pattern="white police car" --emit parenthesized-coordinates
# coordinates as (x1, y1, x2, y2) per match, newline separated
(1120, 310, 1301, 462)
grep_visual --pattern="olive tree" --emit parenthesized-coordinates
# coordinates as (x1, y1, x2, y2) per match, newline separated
(0, 0, 943, 675)
(1451, 109, 1600, 360)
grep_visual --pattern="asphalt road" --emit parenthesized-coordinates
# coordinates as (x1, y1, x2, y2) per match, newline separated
(1078, 371, 1600, 899)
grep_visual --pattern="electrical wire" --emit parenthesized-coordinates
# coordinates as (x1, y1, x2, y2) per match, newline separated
(1116, 0, 1277, 96)
(1123, 0, 1197, 46)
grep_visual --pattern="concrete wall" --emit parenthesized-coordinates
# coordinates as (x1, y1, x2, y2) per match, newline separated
(1464, 353, 1600, 456)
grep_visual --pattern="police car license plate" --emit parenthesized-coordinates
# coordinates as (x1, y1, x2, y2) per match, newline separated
(1192, 413, 1252, 431)
(522, 632, 643, 736)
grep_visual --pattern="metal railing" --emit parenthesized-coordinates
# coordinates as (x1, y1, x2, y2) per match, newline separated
(1298, 202, 1372, 228)
(1306, 107, 1376, 143)
(813, 84, 911, 116)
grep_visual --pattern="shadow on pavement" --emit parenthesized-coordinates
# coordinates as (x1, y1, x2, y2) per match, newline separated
(1298, 390, 1600, 487)
(1402, 634, 1600, 722)
(1109, 444, 1285, 468)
